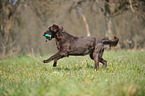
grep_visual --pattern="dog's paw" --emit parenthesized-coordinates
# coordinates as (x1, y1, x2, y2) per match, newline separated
(53, 64, 57, 67)
(43, 60, 47, 63)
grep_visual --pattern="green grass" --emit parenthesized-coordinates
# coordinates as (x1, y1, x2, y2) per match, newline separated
(0, 51, 145, 96)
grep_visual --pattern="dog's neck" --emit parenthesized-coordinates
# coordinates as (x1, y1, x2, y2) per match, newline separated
(54, 30, 65, 50)
(55, 30, 64, 41)
(54, 30, 78, 49)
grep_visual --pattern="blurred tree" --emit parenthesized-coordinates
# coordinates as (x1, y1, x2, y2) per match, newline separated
(1, 0, 144, 57)
(18, 0, 72, 54)
(69, 0, 145, 39)
(0, 0, 21, 57)
(24, 0, 64, 21)
(22, 0, 145, 51)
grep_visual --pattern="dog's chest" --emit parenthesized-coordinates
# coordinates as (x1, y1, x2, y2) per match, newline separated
(55, 39, 61, 50)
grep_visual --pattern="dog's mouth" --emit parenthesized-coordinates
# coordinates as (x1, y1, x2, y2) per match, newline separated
(43, 34, 52, 42)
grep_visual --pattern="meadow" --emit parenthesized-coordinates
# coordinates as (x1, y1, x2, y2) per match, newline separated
(0, 51, 144, 96)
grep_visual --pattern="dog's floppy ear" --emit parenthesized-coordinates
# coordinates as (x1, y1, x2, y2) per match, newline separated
(58, 25, 63, 32)
(51, 24, 63, 32)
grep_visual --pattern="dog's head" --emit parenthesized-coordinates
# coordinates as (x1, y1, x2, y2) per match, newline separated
(43, 24, 63, 41)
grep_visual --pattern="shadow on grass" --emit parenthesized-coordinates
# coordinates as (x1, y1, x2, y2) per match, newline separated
(52, 64, 95, 71)
(52, 67, 83, 71)
(52, 67, 71, 71)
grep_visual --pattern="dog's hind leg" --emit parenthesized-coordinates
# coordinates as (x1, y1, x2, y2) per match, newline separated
(89, 51, 99, 71)
(92, 43, 104, 71)
(100, 58, 107, 69)
(93, 54, 99, 71)
(96, 46, 107, 69)
(89, 50, 94, 60)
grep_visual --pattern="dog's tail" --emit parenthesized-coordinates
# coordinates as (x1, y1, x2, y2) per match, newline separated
(102, 36, 119, 47)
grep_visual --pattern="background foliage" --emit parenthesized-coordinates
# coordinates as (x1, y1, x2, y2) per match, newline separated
(0, 0, 145, 57)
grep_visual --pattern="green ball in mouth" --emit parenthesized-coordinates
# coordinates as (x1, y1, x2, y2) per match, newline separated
(45, 34, 51, 39)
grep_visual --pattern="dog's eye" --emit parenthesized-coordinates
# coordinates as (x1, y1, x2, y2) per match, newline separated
(48, 27, 52, 31)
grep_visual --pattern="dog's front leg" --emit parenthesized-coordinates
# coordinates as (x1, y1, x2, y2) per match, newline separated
(53, 59, 57, 67)
(43, 51, 68, 66)
(43, 52, 61, 63)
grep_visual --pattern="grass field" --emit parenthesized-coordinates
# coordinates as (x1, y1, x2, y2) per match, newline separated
(0, 51, 145, 96)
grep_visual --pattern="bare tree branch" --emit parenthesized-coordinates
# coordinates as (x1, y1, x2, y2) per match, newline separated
(81, 14, 90, 36)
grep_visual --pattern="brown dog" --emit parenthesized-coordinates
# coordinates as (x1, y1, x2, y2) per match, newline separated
(42, 24, 119, 71)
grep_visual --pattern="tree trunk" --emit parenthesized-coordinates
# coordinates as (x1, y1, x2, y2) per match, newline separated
(104, 0, 112, 39)
(105, 15, 112, 39)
